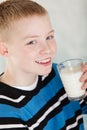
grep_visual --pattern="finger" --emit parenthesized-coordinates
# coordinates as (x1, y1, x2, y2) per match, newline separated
(81, 80, 87, 89)
(85, 91, 87, 96)
(80, 72, 87, 82)
(82, 63, 87, 72)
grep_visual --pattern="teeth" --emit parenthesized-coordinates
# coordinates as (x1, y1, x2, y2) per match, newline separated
(36, 58, 51, 63)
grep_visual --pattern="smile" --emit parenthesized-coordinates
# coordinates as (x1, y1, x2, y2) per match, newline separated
(35, 58, 51, 64)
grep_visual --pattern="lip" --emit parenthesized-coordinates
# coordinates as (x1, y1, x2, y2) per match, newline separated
(35, 57, 51, 65)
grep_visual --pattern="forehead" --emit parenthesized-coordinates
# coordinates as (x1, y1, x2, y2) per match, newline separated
(9, 15, 53, 37)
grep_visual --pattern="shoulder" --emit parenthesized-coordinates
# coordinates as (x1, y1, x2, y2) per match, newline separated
(52, 62, 59, 76)
(40, 62, 62, 86)
(52, 62, 63, 86)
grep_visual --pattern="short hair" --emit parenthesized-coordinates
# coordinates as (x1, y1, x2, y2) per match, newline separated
(0, 0, 48, 38)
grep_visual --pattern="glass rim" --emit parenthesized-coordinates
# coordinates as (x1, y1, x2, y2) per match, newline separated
(58, 58, 83, 65)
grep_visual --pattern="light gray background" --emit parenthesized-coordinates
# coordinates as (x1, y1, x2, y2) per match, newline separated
(0, 0, 87, 129)
(35, 0, 87, 62)
(0, 0, 87, 72)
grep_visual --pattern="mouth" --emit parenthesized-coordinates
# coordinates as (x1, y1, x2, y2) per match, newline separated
(35, 57, 51, 65)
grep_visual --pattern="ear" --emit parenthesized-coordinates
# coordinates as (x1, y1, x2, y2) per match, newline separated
(0, 42, 8, 56)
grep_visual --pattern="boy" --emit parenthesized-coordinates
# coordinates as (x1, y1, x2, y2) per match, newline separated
(0, 0, 87, 129)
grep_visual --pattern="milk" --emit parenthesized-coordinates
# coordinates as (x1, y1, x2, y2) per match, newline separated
(60, 66, 85, 100)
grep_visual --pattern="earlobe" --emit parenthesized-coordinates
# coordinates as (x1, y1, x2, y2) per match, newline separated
(0, 42, 8, 56)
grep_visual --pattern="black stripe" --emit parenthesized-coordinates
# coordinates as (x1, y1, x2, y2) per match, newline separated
(0, 118, 28, 130)
(38, 110, 83, 130)
(34, 103, 64, 130)
(0, 118, 24, 124)
(80, 96, 87, 107)
(27, 88, 69, 127)
(0, 128, 28, 130)
(0, 68, 55, 108)
(61, 110, 83, 130)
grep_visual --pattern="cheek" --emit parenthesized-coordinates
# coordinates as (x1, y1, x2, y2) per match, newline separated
(23, 51, 37, 62)
(52, 42, 57, 53)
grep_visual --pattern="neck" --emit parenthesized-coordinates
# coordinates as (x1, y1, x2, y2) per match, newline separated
(0, 68, 38, 87)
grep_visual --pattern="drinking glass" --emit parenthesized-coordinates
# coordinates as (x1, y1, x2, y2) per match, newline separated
(58, 59, 85, 100)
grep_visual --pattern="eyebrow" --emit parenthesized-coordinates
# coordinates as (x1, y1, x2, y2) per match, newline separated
(23, 29, 54, 39)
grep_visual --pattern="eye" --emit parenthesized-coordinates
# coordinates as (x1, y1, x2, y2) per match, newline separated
(26, 40, 37, 45)
(46, 35, 54, 41)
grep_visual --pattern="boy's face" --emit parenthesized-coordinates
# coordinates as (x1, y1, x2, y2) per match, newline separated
(5, 15, 57, 75)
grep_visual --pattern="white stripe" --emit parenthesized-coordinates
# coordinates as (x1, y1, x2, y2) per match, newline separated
(80, 99, 87, 104)
(0, 124, 26, 129)
(42, 74, 48, 81)
(29, 93, 67, 130)
(80, 99, 84, 104)
(66, 115, 82, 130)
(0, 95, 25, 103)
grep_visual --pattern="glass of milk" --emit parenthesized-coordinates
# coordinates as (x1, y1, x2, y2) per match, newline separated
(58, 59, 85, 100)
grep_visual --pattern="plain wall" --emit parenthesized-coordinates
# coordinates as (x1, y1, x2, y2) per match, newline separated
(35, 0, 87, 62)
(0, 0, 87, 129)
(0, 0, 87, 73)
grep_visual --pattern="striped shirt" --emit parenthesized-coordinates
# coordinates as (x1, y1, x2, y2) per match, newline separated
(0, 63, 87, 130)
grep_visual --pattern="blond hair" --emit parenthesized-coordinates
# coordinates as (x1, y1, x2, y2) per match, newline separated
(0, 0, 47, 38)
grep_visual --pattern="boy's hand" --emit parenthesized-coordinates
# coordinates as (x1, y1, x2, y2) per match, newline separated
(80, 63, 87, 95)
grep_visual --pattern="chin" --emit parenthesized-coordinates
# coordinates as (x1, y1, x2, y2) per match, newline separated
(39, 67, 52, 76)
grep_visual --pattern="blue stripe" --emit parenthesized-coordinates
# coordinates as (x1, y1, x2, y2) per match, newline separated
(0, 64, 63, 121)
(82, 105, 87, 114)
(20, 65, 63, 121)
(0, 104, 19, 117)
(44, 101, 81, 130)
(63, 101, 80, 119)
(44, 111, 65, 130)
(21, 79, 62, 120)
(0, 104, 32, 120)
(0, 80, 63, 121)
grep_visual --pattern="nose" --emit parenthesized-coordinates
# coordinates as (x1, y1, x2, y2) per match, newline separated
(39, 41, 51, 55)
